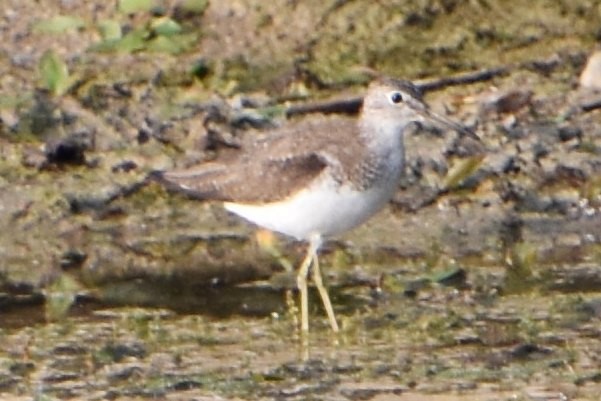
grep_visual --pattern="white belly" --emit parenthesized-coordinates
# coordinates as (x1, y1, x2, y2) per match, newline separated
(223, 175, 398, 241)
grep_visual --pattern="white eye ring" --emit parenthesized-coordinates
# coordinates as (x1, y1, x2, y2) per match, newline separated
(389, 91, 404, 104)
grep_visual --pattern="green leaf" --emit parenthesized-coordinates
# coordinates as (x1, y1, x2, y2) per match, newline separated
(33, 15, 85, 34)
(181, 0, 209, 13)
(151, 17, 182, 36)
(118, 0, 156, 13)
(97, 19, 122, 41)
(45, 274, 80, 322)
(442, 155, 484, 190)
(38, 50, 71, 96)
(147, 33, 197, 54)
(431, 267, 466, 287)
(92, 28, 148, 53)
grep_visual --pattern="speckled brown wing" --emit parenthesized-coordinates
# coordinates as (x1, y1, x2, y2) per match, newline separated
(154, 115, 365, 204)
(154, 152, 328, 203)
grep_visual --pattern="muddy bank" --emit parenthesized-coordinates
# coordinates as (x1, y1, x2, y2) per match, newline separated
(1, 1, 601, 400)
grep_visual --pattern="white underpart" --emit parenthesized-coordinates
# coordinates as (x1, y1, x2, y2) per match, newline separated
(224, 161, 402, 241)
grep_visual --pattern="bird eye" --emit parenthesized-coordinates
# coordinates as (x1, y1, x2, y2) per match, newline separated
(390, 92, 403, 104)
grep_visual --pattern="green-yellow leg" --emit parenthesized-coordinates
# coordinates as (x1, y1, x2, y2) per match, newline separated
(296, 243, 315, 334)
(296, 234, 339, 334)
(311, 250, 340, 332)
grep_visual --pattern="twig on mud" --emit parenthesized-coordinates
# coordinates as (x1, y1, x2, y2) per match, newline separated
(417, 67, 509, 92)
(561, 97, 601, 120)
(285, 67, 508, 118)
(580, 98, 601, 113)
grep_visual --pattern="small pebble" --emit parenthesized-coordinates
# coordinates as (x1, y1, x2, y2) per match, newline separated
(580, 50, 601, 90)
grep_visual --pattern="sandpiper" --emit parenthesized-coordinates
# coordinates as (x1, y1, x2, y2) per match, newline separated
(152, 77, 478, 334)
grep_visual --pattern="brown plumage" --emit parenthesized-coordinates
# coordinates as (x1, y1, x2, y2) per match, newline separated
(153, 114, 373, 203)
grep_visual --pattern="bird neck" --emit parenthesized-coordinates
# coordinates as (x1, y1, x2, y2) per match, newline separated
(358, 112, 406, 154)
